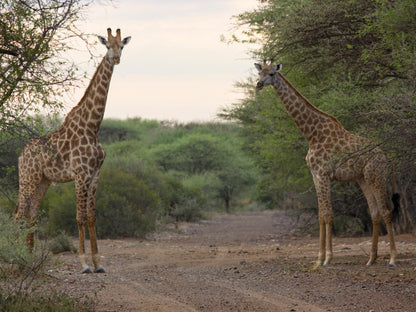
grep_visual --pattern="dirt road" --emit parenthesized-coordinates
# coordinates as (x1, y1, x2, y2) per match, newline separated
(51, 211, 416, 311)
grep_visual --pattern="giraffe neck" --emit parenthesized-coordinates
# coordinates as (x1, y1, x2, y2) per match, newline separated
(272, 73, 344, 143)
(62, 57, 115, 137)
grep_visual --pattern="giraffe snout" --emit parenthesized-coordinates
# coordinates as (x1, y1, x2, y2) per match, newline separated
(256, 81, 264, 90)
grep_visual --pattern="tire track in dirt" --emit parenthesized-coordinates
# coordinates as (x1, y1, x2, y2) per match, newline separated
(51, 211, 416, 312)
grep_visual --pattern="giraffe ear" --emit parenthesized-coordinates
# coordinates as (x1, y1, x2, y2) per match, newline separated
(98, 36, 107, 46)
(275, 64, 282, 72)
(122, 36, 131, 46)
(254, 63, 262, 72)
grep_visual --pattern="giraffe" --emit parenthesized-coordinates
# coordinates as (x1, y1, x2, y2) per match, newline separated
(14, 28, 131, 273)
(254, 61, 397, 267)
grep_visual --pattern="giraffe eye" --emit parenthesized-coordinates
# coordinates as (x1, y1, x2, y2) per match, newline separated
(269, 73, 274, 77)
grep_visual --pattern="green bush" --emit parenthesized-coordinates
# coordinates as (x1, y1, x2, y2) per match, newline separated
(42, 182, 77, 236)
(0, 211, 35, 272)
(96, 168, 162, 237)
(169, 185, 207, 222)
(49, 231, 77, 254)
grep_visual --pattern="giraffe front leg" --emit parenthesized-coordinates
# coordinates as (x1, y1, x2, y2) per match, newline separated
(77, 221, 92, 273)
(315, 219, 326, 268)
(88, 221, 105, 273)
(76, 178, 93, 273)
(87, 171, 105, 273)
(323, 221, 333, 266)
(312, 173, 333, 268)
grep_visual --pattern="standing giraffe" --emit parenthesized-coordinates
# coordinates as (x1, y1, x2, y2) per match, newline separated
(15, 28, 131, 273)
(255, 62, 397, 267)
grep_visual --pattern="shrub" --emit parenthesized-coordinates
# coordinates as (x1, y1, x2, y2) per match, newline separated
(96, 168, 162, 237)
(169, 186, 206, 222)
(49, 231, 77, 254)
(42, 182, 77, 236)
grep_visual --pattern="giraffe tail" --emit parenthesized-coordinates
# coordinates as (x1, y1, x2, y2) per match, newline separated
(392, 193, 400, 222)
(391, 167, 400, 222)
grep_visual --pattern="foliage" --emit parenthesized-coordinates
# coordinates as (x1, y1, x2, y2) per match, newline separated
(0, 210, 92, 311)
(151, 133, 226, 174)
(149, 129, 259, 211)
(0, 0, 93, 131)
(223, 0, 416, 232)
(49, 231, 77, 254)
(42, 182, 77, 236)
(96, 168, 161, 238)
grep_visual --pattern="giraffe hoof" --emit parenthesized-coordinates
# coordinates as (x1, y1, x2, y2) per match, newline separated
(95, 268, 106, 273)
(313, 262, 323, 270)
(82, 268, 93, 274)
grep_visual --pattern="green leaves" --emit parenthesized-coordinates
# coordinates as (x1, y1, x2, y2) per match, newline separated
(0, 0, 91, 132)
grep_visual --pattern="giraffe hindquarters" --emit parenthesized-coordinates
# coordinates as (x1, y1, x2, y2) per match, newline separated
(15, 177, 51, 250)
(358, 177, 397, 266)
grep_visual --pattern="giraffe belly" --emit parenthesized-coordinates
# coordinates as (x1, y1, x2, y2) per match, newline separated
(43, 167, 75, 183)
(331, 158, 364, 182)
(42, 154, 75, 183)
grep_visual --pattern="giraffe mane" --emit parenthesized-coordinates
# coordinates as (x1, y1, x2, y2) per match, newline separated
(278, 73, 343, 127)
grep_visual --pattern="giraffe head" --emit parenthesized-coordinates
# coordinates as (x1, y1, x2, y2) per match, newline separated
(254, 62, 282, 90)
(98, 28, 131, 65)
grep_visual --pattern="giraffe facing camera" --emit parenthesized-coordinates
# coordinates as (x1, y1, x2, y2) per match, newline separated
(15, 28, 131, 274)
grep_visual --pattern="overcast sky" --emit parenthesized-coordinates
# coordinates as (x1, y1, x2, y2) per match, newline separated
(65, 0, 259, 122)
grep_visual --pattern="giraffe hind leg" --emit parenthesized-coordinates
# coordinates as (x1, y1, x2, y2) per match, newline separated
(358, 179, 380, 265)
(15, 177, 51, 251)
(359, 178, 397, 266)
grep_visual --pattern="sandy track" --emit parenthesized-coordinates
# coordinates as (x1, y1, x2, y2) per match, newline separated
(50, 211, 416, 311)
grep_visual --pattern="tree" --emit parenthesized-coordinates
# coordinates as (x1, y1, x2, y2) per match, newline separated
(151, 132, 259, 212)
(0, 0, 93, 130)
(151, 134, 225, 174)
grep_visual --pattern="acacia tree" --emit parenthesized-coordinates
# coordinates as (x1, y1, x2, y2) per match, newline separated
(0, 0, 93, 132)
(223, 0, 416, 231)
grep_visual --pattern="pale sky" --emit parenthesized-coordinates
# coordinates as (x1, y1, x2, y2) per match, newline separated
(65, 0, 259, 122)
